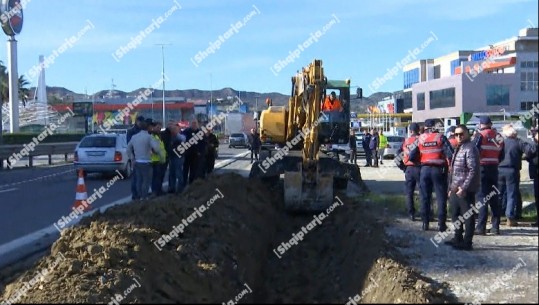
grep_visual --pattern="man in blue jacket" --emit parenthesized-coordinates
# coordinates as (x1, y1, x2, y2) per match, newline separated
(498, 125, 536, 226)
(362, 129, 372, 167)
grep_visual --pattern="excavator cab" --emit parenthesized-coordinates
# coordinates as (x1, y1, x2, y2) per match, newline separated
(318, 82, 351, 146)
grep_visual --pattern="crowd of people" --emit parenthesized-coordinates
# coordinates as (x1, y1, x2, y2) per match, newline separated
(355, 128, 388, 167)
(394, 116, 538, 251)
(126, 116, 219, 201)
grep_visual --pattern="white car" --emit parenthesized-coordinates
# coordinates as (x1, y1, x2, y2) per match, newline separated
(74, 133, 132, 177)
(382, 135, 405, 159)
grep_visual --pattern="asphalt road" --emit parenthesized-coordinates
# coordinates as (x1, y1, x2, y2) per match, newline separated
(0, 146, 252, 246)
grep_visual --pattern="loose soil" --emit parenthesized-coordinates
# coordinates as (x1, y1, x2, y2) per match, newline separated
(1, 173, 455, 303)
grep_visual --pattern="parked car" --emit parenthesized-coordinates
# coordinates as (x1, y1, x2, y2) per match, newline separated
(74, 133, 131, 177)
(228, 132, 249, 148)
(382, 135, 405, 159)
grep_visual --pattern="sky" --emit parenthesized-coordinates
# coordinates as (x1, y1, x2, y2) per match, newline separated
(1, 0, 537, 97)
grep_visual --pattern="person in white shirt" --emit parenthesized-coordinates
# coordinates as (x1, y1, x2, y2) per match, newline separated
(127, 120, 165, 200)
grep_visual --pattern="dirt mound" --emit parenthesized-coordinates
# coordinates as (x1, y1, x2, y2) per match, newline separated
(1, 173, 453, 303)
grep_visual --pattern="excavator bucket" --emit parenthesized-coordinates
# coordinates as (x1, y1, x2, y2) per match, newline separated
(283, 166, 334, 212)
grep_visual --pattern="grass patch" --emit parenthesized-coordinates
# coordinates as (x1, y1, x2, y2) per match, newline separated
(360, 193, 407, 214)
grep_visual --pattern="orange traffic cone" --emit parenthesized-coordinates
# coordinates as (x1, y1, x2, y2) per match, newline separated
(73, 169, 90, 212)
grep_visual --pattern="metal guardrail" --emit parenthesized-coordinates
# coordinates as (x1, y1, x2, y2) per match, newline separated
(0, 142, 78, 170)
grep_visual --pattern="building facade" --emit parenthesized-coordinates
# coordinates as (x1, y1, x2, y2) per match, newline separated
(403, 27, 538, 127)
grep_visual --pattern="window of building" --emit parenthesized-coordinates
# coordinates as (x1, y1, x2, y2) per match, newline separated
(520, 72, 539, 91)
(403, 68, 419, 89)
(521, 61, 527, 68)
(433, 65, 441, 79)
(429, 88, 455, 109)
(535, 61, 539, 68)
(521, 101, 539, 111)
(403, 91, 412, 109)
(417, 92, 425, 110)
(486, 85, 510, 106)
(527, 61, 534, 68)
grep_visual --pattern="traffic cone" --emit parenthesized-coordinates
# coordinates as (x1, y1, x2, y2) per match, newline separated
(73, 169, 90, 212)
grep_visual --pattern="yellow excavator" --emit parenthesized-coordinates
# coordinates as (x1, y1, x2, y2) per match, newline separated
(249, 59, 367, 211)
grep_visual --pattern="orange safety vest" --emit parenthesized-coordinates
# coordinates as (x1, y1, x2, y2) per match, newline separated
(419, 132, 445, 166)
(403, 135, 419, 166)
(479, 128, 503, 165)
(322, 97, 343, 111)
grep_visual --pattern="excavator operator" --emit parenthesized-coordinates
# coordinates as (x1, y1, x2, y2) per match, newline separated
(322, 91, 343, 112)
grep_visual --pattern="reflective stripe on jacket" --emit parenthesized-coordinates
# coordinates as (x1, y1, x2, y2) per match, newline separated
(419, 133, 445, 166)
(479, 128, 503, 165)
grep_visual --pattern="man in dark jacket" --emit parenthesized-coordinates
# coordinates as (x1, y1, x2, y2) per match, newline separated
(369, 129, 379, 167)
(362, 129, 372, 167)
(182, 119, 204, 184)
(168, 123, 187, 194)
(528, 129, 539, 226)
(249, 128, 261, 163)
(349, 129, 358, 165)
(498, 125, 536, 226)
(445, 124, 480, 250)
(205, 128, 219, 174)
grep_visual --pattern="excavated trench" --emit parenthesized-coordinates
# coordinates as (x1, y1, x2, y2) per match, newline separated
(0, 173, 453, 303)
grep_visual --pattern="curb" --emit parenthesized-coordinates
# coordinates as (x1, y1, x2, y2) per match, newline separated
(0, 151, 250, 270)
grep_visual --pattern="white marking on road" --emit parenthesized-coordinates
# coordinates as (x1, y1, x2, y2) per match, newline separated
(0, 169, 73, 189)
(0, 188, 17, 194)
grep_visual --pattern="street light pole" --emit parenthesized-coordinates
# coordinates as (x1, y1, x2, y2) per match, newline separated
(156, 43, 171, 124)
(150, 86, 154, 120)
(210, 73, 213, 121)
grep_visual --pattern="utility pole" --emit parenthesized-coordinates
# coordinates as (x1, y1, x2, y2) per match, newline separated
(156, 43, 171, 124)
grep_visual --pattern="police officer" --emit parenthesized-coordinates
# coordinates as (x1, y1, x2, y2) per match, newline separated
(473, 116, 503, 235)
(410, 119, 454, 231)
(397, 122, 421, 221)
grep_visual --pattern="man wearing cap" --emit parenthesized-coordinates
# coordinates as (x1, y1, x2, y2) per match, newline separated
(126, 115, 145, 200)
(473, 116, 504, 235)
(409, 119, 454, 231)
(396, 122, 421, 221)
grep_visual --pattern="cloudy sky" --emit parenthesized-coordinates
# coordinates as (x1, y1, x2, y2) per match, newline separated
(1, 0, 537, 96)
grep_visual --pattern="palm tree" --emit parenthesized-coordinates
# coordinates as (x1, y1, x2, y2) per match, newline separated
(18, 75, 30, 107)
(0, 61, 31, 107)
(0, 61, 8, 105)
